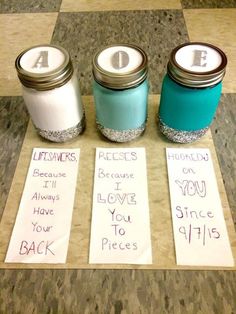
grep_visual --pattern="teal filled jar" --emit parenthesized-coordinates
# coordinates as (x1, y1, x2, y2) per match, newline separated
(92, 44, 148, 142)
(158, 42, 227, 143)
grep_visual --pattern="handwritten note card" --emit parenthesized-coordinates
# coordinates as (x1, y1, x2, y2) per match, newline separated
(166, 148, 234, 267)
(89, 148, 152, 264)
(5, 148, 80, 263)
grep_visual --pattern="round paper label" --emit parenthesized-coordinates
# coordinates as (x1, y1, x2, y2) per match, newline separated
(175, 44, 222, 73)
(20, 46, 65, 74)
(97, 46, 143, 74)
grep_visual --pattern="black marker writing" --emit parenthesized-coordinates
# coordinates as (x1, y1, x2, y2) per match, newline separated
(19, 240, 55, 256)
(179, 224, 220, 246)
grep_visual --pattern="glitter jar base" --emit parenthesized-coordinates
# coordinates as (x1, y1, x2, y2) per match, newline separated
(159, 118, 208, 143)
(36, 114, 86, 142)
(97, 121, 146, 142)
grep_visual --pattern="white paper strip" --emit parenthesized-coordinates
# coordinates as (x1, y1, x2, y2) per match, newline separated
(166, 148, 234, 267)
(89, 147, 152, 264)
(5, 148, 80, 264)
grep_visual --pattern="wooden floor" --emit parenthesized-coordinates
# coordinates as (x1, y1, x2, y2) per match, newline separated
(0, 0, 236, 313)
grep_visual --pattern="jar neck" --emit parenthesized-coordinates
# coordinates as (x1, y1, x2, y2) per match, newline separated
(94, 77, 148, 91)
(166, 73, 222, 90)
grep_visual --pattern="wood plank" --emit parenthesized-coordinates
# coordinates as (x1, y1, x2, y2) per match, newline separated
(0, 95, 235, 269)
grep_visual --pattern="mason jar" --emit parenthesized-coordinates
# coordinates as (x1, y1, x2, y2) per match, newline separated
(158, 42, 227, 143)
(15, 44, 85, 142)
(92, 44, 149, 142)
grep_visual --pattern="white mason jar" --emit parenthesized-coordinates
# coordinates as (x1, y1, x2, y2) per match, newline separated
(15, 44, 85, 142)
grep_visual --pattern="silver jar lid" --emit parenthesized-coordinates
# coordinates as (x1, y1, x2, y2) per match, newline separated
(93, 44, 148, 89)
(15, 44, 74, 91)
(167, 42, 227, 88)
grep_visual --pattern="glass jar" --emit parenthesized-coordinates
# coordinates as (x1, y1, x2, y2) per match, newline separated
(158, 42, 227, 143)
(15, 44, 85, 142)
(92, 44, 149, 142)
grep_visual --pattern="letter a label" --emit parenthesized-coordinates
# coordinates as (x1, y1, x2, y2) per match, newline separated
(33, 51, 49, 69)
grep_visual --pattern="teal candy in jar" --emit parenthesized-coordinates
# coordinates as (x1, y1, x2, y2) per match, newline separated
(158, 42, 227, 143)
(92, 44, 149, 142)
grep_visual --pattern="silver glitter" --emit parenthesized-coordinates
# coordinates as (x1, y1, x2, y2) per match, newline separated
(159, 117, 208, 143)
(97, 121, 146, 142)
(36, 114, 86, 142)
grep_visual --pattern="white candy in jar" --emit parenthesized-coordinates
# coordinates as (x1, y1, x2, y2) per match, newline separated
(15, 44, 85, 142)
